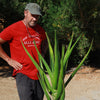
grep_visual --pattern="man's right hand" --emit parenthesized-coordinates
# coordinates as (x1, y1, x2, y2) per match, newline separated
(7, 58, 23, 70)
(0, 38, 23, 70)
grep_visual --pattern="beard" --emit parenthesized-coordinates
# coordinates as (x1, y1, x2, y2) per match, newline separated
(28, 21, 37, 28)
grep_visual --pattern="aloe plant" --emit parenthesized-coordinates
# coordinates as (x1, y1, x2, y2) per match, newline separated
(21, 31, 93, 100)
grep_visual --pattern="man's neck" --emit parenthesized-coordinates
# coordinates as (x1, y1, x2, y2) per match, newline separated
(22, 19, 29, 27)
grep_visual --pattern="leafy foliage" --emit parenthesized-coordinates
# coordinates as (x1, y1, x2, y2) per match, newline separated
(0, 0, 99, 65)
(40, 0, 100, 65)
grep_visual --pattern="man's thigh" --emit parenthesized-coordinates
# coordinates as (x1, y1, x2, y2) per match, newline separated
(16, 73, 44, 100)
(16, 73, 34, 100)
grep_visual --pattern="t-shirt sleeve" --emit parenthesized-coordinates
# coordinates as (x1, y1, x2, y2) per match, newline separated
(0, 27, 13, 41)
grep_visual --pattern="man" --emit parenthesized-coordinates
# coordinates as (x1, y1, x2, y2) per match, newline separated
(0, 3, 47, 100)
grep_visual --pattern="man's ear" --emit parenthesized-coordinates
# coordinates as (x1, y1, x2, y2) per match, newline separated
(24, 10, 28, 16)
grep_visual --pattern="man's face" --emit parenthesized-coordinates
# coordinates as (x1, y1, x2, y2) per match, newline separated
(24, 10, 40, 27)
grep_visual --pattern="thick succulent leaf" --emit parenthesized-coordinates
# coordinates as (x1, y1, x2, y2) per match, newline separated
(38, 74, 51, 100)
(66, 32, 74, 51)
(61, 45, 68, 76)
(63, 34, 82, 67)
(22, 40, 51, 100)
(39, 59, 53, 93)
(44, 74, 55, 94)
(38, 61, 51, 99)
(60, 86, 65, 100)
(53, 31, 60, 89)
(45, 32, 54, 72)
(21, 40, 42, 72)
(33, 41, 52, 79)
(55, 76, 64, 100)
(63, 32, 74, 61)
(55, 53, 64, 100)
(65, 40, 93, 87)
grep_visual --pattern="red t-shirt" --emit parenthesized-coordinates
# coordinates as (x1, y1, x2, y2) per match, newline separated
(0, 21, 46, 80)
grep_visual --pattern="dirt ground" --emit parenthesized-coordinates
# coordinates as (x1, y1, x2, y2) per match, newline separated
(0, 65, 100, 100)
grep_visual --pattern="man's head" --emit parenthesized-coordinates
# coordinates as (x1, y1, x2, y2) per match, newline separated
(24, 3, 42, 27)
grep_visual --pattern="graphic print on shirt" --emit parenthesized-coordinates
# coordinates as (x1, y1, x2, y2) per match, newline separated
(22, 32, 41, 48)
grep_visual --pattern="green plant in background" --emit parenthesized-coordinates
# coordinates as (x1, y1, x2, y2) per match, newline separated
(22, 31, 93, 100)
(40, 0, 100, 65)
(0, 0, 99, 66)
(40, 0, 91, 66)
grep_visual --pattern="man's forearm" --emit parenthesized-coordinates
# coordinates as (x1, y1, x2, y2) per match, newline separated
(0, 44, 23, 70)
(0, 44, 11, 63)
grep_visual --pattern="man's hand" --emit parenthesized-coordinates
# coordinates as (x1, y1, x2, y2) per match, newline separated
(7, 59, 23, 70)
(0, 38, 23, 70)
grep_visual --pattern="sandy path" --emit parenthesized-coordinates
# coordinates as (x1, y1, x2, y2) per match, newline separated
(0, 66, 100, 100)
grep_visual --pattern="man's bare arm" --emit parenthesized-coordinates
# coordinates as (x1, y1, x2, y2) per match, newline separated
(0, 38, 23, 70)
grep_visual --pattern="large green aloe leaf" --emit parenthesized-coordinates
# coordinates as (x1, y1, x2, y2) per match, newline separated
(63, 33, 82, 67)
(38, 73, 51, 100)
(45, 32, 54, 72)
(39, 59, 53, 94)
(55, 45, 65, 100)
(64, 40, 93, 87)
(21, 40, 51, 99)
(33, 41, 53, 79)
(21, 40, 42, 72)
(52, 31, 60, 89)
(59, 85, 65, 100)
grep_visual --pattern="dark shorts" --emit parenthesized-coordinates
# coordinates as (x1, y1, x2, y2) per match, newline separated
(16, 73, 44, 100)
